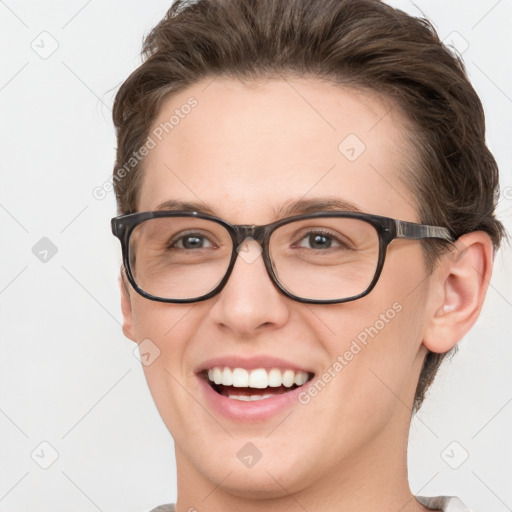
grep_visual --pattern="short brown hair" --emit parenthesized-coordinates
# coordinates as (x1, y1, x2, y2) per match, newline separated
(112, 0, 504, 412)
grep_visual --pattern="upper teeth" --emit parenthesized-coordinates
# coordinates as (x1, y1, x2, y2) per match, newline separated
(207, 367, 309, 388)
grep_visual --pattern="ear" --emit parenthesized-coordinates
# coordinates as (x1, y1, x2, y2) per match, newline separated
(119, 269, 137, 342)
(423, 231, 494, 354)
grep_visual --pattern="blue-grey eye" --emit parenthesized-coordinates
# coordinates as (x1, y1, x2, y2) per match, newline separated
(172, 233, 214, 249)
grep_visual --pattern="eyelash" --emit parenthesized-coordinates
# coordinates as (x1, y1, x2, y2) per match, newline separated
(168, 229, 350, 251)
(169, 231, 217, 249)
(294, 229, 350, 250)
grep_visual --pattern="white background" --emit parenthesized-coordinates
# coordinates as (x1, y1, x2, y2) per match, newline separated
(0, 1, 511, 510)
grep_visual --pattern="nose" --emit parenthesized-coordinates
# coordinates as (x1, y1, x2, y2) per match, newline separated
(208, 237, 290, 337)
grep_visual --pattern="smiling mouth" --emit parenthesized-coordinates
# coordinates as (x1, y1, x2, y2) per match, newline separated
(202, 367, 314, 401)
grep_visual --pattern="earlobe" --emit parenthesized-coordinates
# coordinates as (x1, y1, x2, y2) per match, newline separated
(119, 271, 137, 342)
(423, 231, 494, 354)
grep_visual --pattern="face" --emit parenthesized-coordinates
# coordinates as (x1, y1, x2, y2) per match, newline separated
(121, 77, 436, 499)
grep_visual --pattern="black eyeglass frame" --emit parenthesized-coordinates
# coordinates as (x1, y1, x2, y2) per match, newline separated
(111, 210, 455, 305)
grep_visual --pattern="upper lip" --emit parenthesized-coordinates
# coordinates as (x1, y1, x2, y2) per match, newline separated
(196, 355, 315, 374)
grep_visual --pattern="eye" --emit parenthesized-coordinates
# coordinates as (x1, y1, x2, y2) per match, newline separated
(296, 230, 347, 250)
(171, 232, 215, 249)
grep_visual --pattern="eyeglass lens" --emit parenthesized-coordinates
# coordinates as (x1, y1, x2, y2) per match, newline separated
(128, 216, 380, 301)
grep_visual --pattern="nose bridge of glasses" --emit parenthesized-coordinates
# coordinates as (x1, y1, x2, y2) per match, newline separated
(231, 225, 268, 266)
(232, 225, 267, 246)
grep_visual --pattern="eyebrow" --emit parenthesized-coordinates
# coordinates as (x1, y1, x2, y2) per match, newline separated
(155, 197, 362, 218)
(276, 197, 362, 216)
(156, 199, 217, 215)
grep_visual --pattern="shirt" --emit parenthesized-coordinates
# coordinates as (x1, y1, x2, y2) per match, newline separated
(148, 496, 472, 512)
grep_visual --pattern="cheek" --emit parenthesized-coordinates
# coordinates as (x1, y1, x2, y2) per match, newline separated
(295, 305, 425, 467)
(130, 297, 198, 343)
(129, 299, 207, 442)
(129, 298, 200, 394)
(312, 247, 429, 411)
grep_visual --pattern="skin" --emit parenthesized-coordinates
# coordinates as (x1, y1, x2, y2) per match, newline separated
(119, 77, 493, 512)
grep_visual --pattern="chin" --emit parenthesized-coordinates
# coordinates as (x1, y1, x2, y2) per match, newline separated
(203, 457, 312, 500)
(171, 422, 313, 495)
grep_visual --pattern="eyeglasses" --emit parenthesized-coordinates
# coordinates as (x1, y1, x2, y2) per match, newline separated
(111, 210, 455, 304)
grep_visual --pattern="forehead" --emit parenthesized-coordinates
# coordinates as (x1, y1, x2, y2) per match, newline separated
(138, 76, 419, 223)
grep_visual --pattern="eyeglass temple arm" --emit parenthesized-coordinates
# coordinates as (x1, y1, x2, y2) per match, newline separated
(394, 220, 455, 242)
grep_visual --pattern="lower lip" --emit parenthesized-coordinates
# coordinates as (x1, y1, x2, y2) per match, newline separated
(197, 375, 308, 422)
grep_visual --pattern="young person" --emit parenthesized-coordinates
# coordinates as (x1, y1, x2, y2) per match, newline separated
(110, 1, 504, 510)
